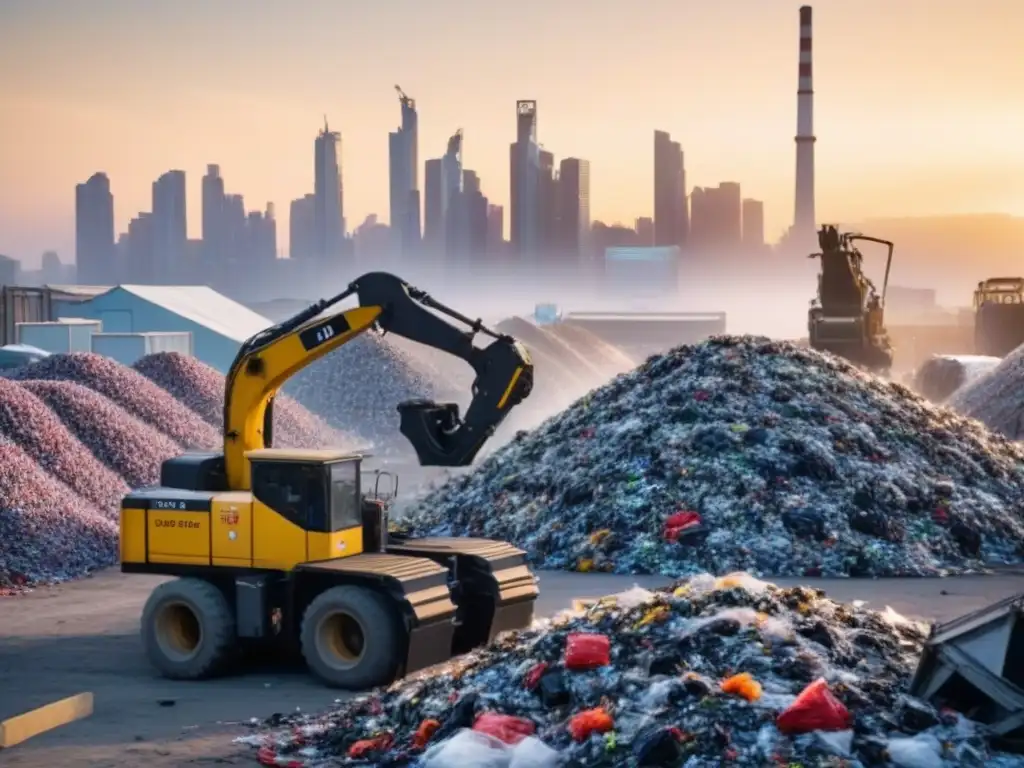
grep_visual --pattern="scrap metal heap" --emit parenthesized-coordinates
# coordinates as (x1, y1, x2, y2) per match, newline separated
(807, 225, 894, 374)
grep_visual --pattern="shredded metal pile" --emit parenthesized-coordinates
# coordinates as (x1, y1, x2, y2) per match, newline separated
(403, 336, 1024, 577)
(243, 575, 1018, 766)
(0, 438, 116, 595)
(133, 352, 360, 449)
(5, 353, 221, 449)
(949, 346, 1024, 439)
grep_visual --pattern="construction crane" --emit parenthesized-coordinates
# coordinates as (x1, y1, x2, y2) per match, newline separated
(394, 84, 414, 109)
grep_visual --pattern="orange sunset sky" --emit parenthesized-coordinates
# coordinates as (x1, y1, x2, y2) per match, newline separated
(1, 0, 1022, 265)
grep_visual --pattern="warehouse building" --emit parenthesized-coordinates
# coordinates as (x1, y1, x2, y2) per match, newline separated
(68, 285, 271, 373)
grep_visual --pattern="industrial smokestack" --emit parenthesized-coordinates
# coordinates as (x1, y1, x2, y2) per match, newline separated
(793, 5, 816, 239)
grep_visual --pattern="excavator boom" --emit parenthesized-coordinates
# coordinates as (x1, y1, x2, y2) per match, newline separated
(222, 272, 533, 489)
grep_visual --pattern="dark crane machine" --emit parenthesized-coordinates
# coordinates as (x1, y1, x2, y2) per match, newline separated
(807, 225, 895, 373)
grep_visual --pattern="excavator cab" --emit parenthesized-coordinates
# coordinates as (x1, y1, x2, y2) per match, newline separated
(973, 277, 1024, 357)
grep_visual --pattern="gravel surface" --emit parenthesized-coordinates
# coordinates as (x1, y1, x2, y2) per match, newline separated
(403, 335, 1024, 578)
(243, 574, 1019, 766)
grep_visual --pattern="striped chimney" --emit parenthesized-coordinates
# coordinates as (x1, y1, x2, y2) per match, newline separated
(793, 5, 816, 237)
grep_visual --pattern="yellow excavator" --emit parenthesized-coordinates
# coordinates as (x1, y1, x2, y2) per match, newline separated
(120, 272, 538, 689)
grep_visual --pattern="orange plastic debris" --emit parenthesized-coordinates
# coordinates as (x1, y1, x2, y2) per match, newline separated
(721, 672, 763, 702)
(412, 718, 441, 748)
(568, 707, 614, 741)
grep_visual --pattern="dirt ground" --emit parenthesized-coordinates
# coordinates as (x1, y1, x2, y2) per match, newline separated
(3, 569, 1024, 767)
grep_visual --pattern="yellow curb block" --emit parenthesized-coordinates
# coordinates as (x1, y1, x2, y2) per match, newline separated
(0, 692, 94, 749)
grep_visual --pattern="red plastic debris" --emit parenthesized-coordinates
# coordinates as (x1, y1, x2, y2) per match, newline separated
(523, 661, 549, 690)
(412, 718, 441, 748)
(472, 712, 536, 745)
(568, 707, 614, 741)
(776, 678, 852, 734)
(664, 511, 702, 542)
(348, 733, 394, 758)
(564, 633, 611, 670)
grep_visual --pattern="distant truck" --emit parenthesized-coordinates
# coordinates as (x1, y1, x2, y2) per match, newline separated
(973, 277, 1024, 357)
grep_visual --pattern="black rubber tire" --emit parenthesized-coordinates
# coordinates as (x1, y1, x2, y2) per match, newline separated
(141, 578, 236, 680)
(300, 585, 403, 689)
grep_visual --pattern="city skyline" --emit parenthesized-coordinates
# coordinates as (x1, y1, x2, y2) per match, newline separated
(2, 0, 1023, 263)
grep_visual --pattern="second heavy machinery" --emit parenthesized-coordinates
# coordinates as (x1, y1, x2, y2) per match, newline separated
(807, 225, 895, 373)
(120, 272, 539, 689)
(973, 277, 1024, 358)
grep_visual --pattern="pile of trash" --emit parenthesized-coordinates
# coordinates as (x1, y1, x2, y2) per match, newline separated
(0, 438, 117, 595)
(244, 575, 1016, 766)
(133, 352, 360, 449)
(913, 355, 1001, 404)
(403, 336, 1024, 577)
(949, 346, 1024, 439)
(5, 353, 220, 449)
(284, 332, 463, 454)
(0, 377, 129, 514)
(20, 380, 182, 488)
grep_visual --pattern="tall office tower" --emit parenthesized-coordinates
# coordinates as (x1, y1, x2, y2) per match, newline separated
(447, 169, 488, 265)
(245, 203, 277, 267)
(653, 131, 687, 248)
(556, 158, 590, 260)
(201, 164, 226, 268)
(441, 131, 465, 258)
(314, 119, 345, 262)
(388, 86, 421, 257)
(289, 194, 316, 259)
(742, 198, 765, 248)
(509, 100, 540, 257)
(793, 5, 816, 242)
(486, 204, 504, 249)
(717, 182, 742, 246)
(690, 182, 742, 249)
(423, 158, 445, 252)
(151, 170, 187, 283)
(126, 212, 155, 283)
(538, 150, 558, 254)
(75, 172, 116, 284)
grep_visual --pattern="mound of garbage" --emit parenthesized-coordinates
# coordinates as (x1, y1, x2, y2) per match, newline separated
(0, 439, 117, 595)
(132, 352, 358, 449)
(5, 353, 220, 449)
(284, 332, 465, 455)
(948, 346, 1024, 439)
(913, 355, 1000, 404)
(244, 575, 1013, 766)
(402, 336, 1024, 577)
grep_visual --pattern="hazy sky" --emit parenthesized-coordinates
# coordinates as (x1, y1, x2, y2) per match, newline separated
(2, 0, 1023, 265)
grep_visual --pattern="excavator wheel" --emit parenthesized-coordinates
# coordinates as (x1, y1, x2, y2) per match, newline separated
(300, 585, 403, 689)
(141, 578, 237, 680)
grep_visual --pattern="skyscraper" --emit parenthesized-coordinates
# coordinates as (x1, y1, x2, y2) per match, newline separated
(510, 100, 540, 257)
(441, 131, 465, 258)
(423, 159, 445, 252)
(556, 158, 590, 260)
(289, 194, 316, 260)
(742, 198, 765, 248)
(388, 86, 421, 257)
(653, 131, 687, 248)
(151, 170, 187, 283)
(75, 172, 116, 284)
(314, 119, 345, 262)
(538, 150, 558, 254)
(690, 183, 742, 249)
(201, 164, 226, 269)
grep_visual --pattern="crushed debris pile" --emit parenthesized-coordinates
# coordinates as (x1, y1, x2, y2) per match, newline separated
(5, 353, 220, 449)
(403, 336, 1024, 577)
(0, 377, 129, 514)
(913, 355, 1000, 404)
(284, 332, 463, 456)
(0, 438, 116, 595)
(243, 575, 1019, 766)
(132, 352, 360, 449)
(20, 380, 182, 488)
(949, 345, 1024, 439)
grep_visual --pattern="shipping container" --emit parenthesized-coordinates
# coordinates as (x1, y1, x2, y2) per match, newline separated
(90, 332, 193, 366)
(16, 319, 102, 353)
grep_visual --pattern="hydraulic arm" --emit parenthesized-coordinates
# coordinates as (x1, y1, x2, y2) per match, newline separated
(222, 272, 534, 489)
